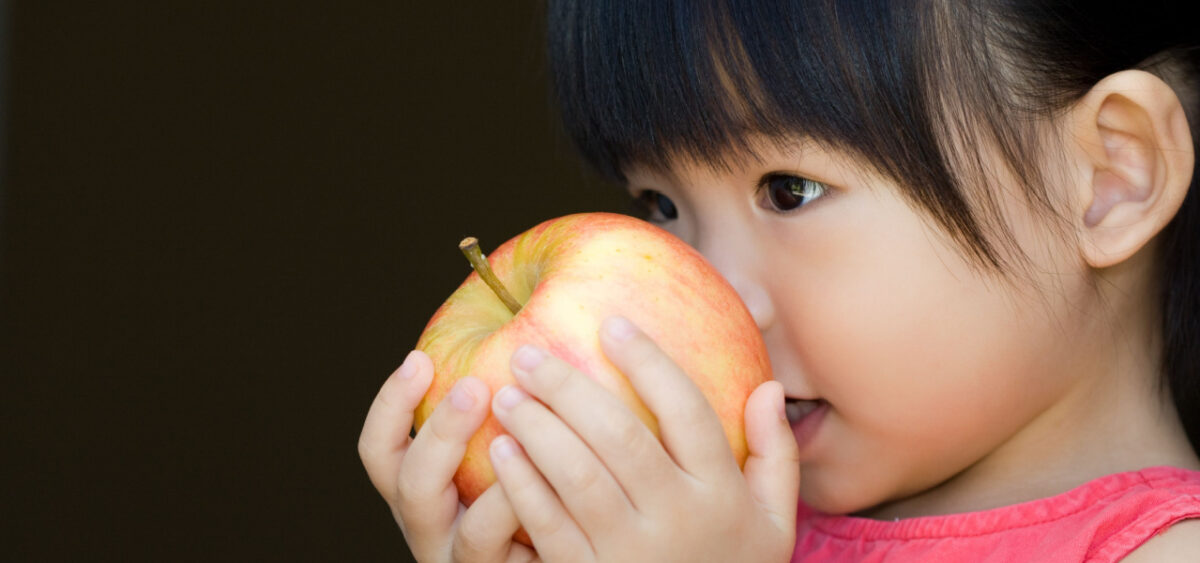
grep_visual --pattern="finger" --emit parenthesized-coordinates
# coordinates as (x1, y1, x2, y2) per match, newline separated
(452, 483, 535, 563)
(396, 376, 492, 547)
(358, 350, 434, 503)
(508, 344, 677, 507)
(491, 383, 633, 536)
(598, 315, 738, 480)
(490, 434, 594, 562)
(742, 381, 801, 531)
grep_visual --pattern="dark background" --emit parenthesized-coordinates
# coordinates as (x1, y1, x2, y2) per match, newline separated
(3, 2, 627, 560)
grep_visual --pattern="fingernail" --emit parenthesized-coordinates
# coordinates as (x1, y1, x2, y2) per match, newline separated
(494, 385, 528, 411)
(603, 316, 636, 342)
(449, 380, 477, 411)
(491, 435, 518, 461)
(397, 351, 418, 379)
(512, 345, 545, 373)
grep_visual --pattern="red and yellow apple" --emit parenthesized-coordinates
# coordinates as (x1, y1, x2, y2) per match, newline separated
(413, 212, 772, 520)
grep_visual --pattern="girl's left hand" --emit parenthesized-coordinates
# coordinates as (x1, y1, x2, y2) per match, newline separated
(489, 316, 800, 563)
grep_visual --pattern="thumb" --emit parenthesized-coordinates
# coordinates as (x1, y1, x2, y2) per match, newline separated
(741, 380, 801, 531)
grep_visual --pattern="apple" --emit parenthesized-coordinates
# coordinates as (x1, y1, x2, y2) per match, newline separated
(413, 212, 772, 540)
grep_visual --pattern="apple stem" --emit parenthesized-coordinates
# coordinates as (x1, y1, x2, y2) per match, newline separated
(459, 237, 523, 315)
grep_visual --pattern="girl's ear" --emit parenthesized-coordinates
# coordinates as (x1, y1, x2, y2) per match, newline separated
(1067, 70, 1194, 268)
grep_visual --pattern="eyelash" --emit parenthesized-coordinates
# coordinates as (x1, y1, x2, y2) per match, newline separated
(631, 173, 828, 223)
(757, 173, 829, 215)
(633, 190, 679, 223)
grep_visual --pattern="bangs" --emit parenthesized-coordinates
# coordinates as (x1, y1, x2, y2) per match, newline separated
(548, 0, 931, 180)
(548, 0, 1013, 267)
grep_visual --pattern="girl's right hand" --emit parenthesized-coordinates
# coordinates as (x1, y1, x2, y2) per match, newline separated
(358, 350, 537, 563)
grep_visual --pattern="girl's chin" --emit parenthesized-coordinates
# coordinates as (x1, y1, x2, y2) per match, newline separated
(798, 466, 891, 517)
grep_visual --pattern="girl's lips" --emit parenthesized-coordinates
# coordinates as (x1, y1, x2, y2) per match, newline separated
(786, 398, 829, 451)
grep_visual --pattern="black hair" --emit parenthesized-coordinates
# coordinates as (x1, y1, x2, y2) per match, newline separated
(547, 0, 1200, 451)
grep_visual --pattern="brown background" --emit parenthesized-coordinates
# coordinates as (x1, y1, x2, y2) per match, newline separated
(2, 2, 627, 560)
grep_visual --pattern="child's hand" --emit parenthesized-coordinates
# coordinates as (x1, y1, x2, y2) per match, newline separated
(358, 351, 535, 562)
(489, 316, 800, 562)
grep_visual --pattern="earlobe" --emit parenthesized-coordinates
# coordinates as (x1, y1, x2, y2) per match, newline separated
(1070, 70, 1194, 268)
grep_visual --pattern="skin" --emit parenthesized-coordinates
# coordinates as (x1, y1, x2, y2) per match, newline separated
(360, 70, 1200, 561)
(622, 137, 1193, 519)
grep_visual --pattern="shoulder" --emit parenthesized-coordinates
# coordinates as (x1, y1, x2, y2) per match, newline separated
(1120, 519, 1200, 562)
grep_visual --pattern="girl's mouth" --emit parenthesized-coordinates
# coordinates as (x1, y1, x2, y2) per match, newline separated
(785, 398, 826, 423)
(785, 398, 829, 451)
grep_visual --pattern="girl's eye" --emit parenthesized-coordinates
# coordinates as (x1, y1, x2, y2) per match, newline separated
(634, 190, 679, 222)
(762, 174, 827, 212)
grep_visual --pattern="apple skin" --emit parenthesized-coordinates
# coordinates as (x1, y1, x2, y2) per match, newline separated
(413, 212, 772, 515)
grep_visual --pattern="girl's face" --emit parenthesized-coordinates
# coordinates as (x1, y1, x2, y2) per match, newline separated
(625, 138, 1101, 515)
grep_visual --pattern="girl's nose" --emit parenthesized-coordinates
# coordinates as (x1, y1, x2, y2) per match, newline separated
(728, 276, 776, 331)
(699, 241, 775, 331)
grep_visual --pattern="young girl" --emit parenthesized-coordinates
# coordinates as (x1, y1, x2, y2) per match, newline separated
(360, 1, 1200, 560)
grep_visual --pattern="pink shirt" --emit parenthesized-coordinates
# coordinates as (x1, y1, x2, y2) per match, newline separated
(792, 466, 1200, 562)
